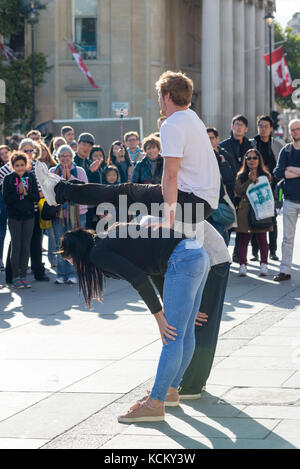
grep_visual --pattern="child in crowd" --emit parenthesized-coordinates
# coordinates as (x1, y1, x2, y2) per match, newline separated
(88, 146, 107, 184)
(2, 152, 40, 288)
(103, 165, 120, 185)
(98, 165, 121, 227)
(107, 141, 133, 183)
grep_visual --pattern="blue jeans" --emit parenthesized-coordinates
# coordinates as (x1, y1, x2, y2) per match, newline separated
(0, 193, 7, 260)
(150, 239, 210, 402)
(45, 227, 56, 265)
(180, 262, 230, 394)
(52, 214, 86, 279)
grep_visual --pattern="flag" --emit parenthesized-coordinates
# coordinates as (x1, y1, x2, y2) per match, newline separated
(264, 46, 294, 97)
(0, 43, 16, 62)
(66, 41, 99, 89)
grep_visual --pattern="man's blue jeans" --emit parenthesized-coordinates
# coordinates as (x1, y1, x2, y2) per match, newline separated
(52, 214, 86, 279)
(150, 240, 210, 402)
(180, 262, 230, 394)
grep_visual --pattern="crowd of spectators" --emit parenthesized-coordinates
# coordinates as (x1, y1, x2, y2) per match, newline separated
(1, 112, 299, 289)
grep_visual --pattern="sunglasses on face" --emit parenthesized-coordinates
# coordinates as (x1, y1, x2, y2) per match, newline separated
(23, 148, 34, 153)
(246, 156, 258, 161)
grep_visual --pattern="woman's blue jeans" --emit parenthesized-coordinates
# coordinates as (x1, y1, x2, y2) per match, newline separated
(150, 239, 210, 402)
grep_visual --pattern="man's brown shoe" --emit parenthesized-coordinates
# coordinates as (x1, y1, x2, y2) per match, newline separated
(118, 400, 165, 423)
(273, 273, 291, 282)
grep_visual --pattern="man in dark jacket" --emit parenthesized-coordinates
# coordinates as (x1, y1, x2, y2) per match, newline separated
(250, 115, 284, 261)
(74, 133, 102, 183)
(207, 127, 235, 201)
(207, 128, 235, 245)
(220, 115, 252, 176)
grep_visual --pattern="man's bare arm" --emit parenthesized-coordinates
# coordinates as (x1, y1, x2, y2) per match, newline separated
(161, 157, 181, 228)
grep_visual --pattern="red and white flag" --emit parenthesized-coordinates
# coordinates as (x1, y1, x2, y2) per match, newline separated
(66, 40, 99, 89)
(0, 43, 16, 62)
(264, 46, 294, 97)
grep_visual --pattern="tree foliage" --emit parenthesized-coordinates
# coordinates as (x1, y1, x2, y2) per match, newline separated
(0, 0, 45, 36)
(0, 0, 48, 134)
(274, 21, 300, 109)
(0, 54, 49, 134)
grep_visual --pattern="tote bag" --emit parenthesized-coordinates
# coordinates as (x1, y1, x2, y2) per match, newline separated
(246, 176, 275, 229)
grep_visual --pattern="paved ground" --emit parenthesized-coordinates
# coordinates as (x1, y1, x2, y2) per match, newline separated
(0, 214, 300, 449)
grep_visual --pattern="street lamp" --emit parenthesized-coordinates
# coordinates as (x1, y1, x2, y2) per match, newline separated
(28, 1, 37, 129)
(265, 11, 275, 117)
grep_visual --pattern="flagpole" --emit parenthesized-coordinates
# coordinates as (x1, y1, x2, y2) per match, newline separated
(269, 25, 273, 116)
(265, 12, 275, 116)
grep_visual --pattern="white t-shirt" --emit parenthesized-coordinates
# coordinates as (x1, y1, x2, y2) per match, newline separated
(160, 109, 220, 210)
(139, 216, 231, 267)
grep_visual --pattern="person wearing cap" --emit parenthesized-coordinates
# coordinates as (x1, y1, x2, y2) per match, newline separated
(74, 133, 102, 183)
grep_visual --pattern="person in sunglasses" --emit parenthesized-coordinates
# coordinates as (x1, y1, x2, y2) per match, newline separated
(235, 149, 273, 277)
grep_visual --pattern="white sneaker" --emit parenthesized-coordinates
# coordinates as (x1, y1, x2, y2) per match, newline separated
(259, 263, 269, 277)
(35, 161, 60, 206)
(67, 276, 77, 284)
(239, 264, 247, 277)
(55, 277, 65, 284)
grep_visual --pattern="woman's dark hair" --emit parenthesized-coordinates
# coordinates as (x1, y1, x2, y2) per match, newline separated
(0, 145, 11, 167)
(59, 228, 104, 308)
(237, 149, 271, 183)
(10, 151, 28, 169)
(107, 140, 132, 166)
(89, 145, 107, 168)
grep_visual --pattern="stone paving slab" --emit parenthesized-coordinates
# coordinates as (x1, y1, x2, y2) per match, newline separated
(0, 359, 113, 392)
(0, 438, 49, 450)
(0, 393, 121, 440)
(0, 216, 300, 449)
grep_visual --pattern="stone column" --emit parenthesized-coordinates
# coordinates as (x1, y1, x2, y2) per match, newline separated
(220, 0, 234, 139)
(233, 0, 245, 116)
(201, 0, 221, 129)
(255, 3, 267, 119)
(34, 0, 58, 122)
(110, 0, 132, 105)
(244, 0, 256, 136)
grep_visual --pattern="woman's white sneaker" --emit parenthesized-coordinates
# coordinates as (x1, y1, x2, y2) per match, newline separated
(259, 263, 269, 277)
(239, 264, 247, 277)
(35, 161, 60, 206)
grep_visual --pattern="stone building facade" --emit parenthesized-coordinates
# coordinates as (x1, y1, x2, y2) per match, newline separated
(27, 0, 276, 139)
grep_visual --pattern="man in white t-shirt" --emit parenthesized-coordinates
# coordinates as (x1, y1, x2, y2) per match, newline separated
(36, 71, 229, 416)
(156, 71, 220, 228)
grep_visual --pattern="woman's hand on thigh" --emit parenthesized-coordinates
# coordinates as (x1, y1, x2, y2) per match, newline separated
(195, 311, 208, 327)
(154, 310, 177, 346)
